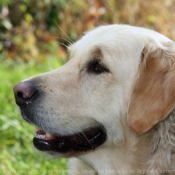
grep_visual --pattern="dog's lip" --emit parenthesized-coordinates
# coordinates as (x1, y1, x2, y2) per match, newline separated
(33, 126, 107, 155)
(34, 129, 55, 140)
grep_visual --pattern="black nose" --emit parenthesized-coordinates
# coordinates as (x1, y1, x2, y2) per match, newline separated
(13, 81, 38, 106)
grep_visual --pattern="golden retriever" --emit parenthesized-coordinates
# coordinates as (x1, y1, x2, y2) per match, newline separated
(13, 24, 175, 174)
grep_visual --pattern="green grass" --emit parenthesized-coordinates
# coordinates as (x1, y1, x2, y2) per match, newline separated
(0, 54, 68, 175)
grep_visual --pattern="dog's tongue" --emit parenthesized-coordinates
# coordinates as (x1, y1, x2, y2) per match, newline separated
(33, 127, 106, 154)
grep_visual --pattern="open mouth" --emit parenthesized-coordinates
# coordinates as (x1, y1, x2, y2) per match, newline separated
(33, 126, 106, 154)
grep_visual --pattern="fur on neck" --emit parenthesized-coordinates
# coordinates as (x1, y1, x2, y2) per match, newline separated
(147, 108, 175, 173)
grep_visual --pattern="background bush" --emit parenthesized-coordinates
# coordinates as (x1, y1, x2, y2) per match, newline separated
(1, 0, 175, 61)
(1, 0, 175, 174)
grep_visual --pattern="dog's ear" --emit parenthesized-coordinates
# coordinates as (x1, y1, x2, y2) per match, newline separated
(128, 41, 175, 134)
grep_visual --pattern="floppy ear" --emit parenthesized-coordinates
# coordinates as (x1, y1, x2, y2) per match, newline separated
(128, 41, 175, 134)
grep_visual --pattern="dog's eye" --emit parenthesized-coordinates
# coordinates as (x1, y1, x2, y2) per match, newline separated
(87, 60, 109, 74)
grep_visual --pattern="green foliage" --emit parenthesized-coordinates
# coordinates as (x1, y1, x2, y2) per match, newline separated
(0, 56, 67, 175)
(1, 0, 175, 174)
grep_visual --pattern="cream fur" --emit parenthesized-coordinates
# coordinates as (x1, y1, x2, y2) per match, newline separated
(23, 24, 175, 174)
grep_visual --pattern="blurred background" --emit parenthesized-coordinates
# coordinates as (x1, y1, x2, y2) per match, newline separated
(1, 0, 175, 174)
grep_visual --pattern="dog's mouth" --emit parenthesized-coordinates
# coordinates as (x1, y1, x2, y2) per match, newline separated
(33, 126, 106, 155)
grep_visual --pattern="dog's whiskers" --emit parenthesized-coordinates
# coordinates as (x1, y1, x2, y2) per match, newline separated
(52, 18, 74, 45)
(58, 42, 70, 50)
(69, 118, 94, 149)
(58, 37, 73, 45)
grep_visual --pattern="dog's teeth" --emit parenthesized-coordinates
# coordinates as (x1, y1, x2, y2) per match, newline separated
(36, 134, 45, 139)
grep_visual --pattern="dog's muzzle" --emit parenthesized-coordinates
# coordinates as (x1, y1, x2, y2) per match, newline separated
(13, 81, 107, 155)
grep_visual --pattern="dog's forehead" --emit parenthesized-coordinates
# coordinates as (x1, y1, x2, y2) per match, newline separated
(70, 26, 131, 57)
(74, 24, 171, 46)
(68, 24, 171, 63)
(69, 25, 127, 60)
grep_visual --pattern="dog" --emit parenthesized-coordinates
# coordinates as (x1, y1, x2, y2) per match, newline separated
(13, 24, 175, 174)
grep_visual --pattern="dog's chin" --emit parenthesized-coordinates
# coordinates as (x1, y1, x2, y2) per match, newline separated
(33, 125, 107, 157)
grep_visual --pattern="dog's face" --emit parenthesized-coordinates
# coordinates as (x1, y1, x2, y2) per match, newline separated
(13, 25, 175, 158)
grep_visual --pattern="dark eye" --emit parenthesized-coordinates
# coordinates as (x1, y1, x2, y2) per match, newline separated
(87, 60, 109, 74)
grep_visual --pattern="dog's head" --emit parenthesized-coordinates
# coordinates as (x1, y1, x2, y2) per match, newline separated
(13, 24, 175, 157)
